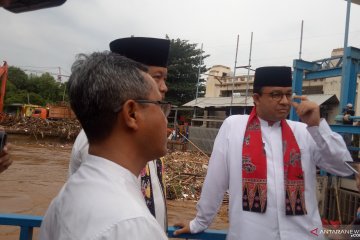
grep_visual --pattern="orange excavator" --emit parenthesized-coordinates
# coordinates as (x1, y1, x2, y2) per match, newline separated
(0, 61, 8, 113)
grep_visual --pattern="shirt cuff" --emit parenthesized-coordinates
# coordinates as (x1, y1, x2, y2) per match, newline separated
(190, 219, 206, 234)
(306, 118, 330, 142)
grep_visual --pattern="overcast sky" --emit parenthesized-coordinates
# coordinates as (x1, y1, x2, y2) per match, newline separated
(1, 0, 360, 80)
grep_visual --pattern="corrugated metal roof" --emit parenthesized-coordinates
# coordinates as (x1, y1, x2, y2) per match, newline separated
(183, 96, 253, 108)
(306, 94, 339, 105)
(183, 94, 338, 108)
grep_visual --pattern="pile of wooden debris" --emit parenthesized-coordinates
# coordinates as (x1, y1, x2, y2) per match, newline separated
(164, 150, 229, 203)
(165, 151, 209, 201)
(1, 114, 226, 202)
(0, 114, 81, 140)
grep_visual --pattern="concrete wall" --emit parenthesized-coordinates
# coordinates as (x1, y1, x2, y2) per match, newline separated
(188, 126, 219, 154)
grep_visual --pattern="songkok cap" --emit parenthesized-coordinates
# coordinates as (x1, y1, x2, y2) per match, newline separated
(253, 66, 292, 93)
(347, 103, 353, 108)
(109, 37, 170, 67)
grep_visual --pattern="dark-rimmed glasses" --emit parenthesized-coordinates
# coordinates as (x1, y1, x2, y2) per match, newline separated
(135, 100, 172, 117)
(261, 91, 292, 102)
(114, 100, 172, 117)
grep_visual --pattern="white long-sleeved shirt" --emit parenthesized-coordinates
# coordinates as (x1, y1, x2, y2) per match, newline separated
(40, 155, 168, 240)
(68, 129, 167, 230)
(190, 116, 353, 240)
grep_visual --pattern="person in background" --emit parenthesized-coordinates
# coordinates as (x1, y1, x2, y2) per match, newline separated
(352, 121, 360, 161)
(40, 51, 169, 240)
(350, 164, 360, 237)
(0, 145, 11, 173)
(342, 103, 358, 160)
(174, 66, 353, 240)
(69, 37, 170, 231)
(342, 103, 355, 146)
(343, 103, 355, 125)
(0, 128, 11, 174)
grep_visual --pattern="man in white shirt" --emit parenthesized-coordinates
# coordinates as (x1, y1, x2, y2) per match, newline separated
(174, 66, 353, 240)
(40, 51, 170, 240)
(69, 37, 170, 231)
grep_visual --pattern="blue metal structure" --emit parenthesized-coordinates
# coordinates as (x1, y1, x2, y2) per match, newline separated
(168, 226, 227, 239)
(0, 214, 42, 240)
(290, 46, 360, 135)
(0, 214, 227, 240)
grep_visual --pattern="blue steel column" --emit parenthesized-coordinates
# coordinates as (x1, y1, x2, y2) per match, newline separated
(340, 47, 359, 110)
(290, 59, 304, 121)
(19, 227, 33, 240)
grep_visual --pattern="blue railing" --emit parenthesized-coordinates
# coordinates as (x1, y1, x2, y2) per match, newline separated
(0, 213, 227, 240)
(0, 214, 43, 240)
(168, 226, 226, 239)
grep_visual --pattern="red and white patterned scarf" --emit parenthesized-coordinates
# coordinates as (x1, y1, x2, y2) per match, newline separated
(242, 107, 307, 215)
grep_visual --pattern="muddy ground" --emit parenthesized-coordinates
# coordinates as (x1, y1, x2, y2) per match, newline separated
(0, 134, 228, 239)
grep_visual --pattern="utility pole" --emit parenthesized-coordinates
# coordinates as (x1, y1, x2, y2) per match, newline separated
(299, 20, 304, 60)
(244, 32, 253, 114)
(340, 0, 359, 109)
(230, 35, 239, 116)
(193, 43, 203, 118)
(58, 67, 62, 82)
(343, 0, 352, 51)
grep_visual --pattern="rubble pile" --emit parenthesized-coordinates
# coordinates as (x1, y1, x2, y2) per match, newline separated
(0, 114, 81, 140)
(164, 151, 229, 203)
(1, 113, 228, 202)
(165, 151, 209, 201)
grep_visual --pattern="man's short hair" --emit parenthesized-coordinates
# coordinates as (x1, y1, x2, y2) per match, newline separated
(68, 51, 151, 143)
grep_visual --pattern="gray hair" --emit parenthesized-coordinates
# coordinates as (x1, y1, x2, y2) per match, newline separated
(68, 51, 151, 143)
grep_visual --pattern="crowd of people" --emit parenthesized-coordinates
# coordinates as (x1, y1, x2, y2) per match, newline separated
(0, 37, 359, 240)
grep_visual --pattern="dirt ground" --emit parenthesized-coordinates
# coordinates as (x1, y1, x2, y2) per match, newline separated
(0, 134, 228, 239)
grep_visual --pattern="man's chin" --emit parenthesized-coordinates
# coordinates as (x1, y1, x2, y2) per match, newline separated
(275, 113, 289, 121)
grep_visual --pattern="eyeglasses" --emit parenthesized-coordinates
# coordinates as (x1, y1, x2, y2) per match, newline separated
(135, 100, 172, 117)
(261, 92, 292, 102)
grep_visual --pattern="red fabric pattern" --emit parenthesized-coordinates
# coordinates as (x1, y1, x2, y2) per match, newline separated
(242, 107, 306, 215)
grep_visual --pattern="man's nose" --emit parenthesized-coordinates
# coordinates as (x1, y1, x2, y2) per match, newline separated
(159, 80, 168, 95)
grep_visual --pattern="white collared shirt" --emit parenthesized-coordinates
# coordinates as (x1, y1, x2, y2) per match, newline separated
(40, 155, 167, 240)
(69, 129, 167, 231)
(190, 115, 352, 240)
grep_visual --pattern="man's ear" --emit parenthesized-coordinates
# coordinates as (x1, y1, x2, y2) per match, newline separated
(121, 100, 139, 130)
(252, 93, 260, 105)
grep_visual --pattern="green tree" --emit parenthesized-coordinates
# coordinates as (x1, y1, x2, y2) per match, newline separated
(166, 37, 209, 106)
(4, 88, 27, 104)
(7, 66, 28, 90)
(4, 67, 69, 106)
(28, 73, 64, 103)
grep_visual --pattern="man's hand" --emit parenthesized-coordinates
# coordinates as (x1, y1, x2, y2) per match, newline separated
(291, 95, 320, 127)
(0, 143, 12, 173)
(173, 221, 191, 236)
(343, 114, 351, 122)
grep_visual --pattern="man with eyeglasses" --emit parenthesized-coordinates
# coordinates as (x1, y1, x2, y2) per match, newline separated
(68, 37, 171, 232)
(174, 66, 353, 239)
(40, 52, 168, 239)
